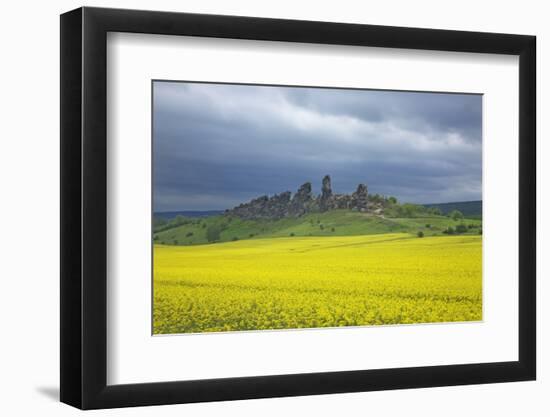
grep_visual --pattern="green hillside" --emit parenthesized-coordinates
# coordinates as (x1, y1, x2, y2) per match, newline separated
(153, 209, 482, 246)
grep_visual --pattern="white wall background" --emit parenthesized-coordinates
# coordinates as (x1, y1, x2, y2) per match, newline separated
(0, 0, 545, 415)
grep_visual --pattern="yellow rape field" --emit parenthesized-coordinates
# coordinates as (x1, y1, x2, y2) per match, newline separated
(153, 233, 482, 334)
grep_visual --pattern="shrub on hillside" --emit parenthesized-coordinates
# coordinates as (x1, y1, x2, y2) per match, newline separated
(370, 193, 383, 203)
(206, 225, 221, 242)
(427, 207, 442, 216)
(153, 215, 192, 233)
(449, 209, 464, 221)
(153, 217, 167, 228)
(386, 203, 427, 218)
(455, 224, 468, 234)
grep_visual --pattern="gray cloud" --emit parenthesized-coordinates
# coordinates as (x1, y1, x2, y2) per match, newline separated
(153, 81, 482, 211)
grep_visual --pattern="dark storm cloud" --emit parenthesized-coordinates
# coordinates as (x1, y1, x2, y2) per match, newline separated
(153, 81, 482, 211)
(283, 88, 482, 143)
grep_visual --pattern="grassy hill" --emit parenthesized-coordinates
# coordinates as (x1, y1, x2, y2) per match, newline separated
(153, 209, 482, 246)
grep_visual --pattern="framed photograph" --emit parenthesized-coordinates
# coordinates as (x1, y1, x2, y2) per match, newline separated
(60, 7, 536, 409)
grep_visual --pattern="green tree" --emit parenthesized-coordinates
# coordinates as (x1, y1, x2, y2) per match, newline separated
(174, 215, 189, 226)
(449, 210, 464, 221)
(370, 193, 382, 203)
(426, 207, 442, 216)
(396, 203, 424, 218)
(206, 225, 221, 242)
(153, 217, 167, 228)
(417, 231, 424, 238)
(455, 224, 467, 233)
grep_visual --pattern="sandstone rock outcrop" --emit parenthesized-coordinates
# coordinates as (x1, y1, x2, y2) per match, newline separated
(288, 182, 314, 217)
(319, 175, 333, 212)
(229, 191, 291, 220)
(225, 175, 381, 220)
(351, 183, 368, 212)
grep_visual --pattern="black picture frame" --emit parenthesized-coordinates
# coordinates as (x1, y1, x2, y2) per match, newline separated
(60, 6, 536, 410)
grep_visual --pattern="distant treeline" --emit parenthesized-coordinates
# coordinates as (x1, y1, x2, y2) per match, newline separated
(423, 201, 482, 218)
(154, 210, 224, 220)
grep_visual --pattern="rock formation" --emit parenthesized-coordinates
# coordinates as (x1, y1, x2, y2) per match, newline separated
(319, 175, 333, 212)
(225, 175, 381, 220)
(288, 182, 314, 217)
(228, 191, 292, 220)
(351, 183, 368, 212)
(333, 194, 352, 209)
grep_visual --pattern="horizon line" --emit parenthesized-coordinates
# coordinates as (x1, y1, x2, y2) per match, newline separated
(154, 199, 482, 214)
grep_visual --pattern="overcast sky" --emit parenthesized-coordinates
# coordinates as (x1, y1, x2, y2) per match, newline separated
(153, 81, 482, 212)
